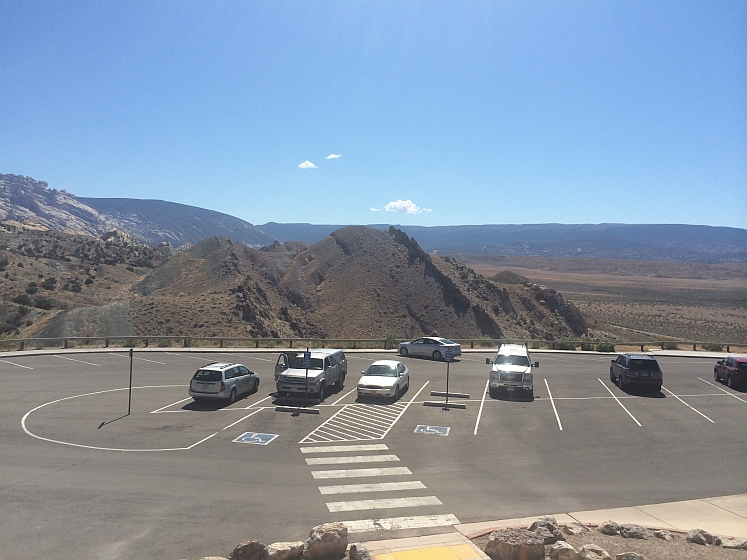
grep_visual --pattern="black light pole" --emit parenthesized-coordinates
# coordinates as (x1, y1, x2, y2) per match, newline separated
(304, 346, 309, 407)
(127, 347, 133, 416)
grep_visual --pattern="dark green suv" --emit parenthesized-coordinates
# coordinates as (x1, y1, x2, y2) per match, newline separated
(610, 353, 662, 393)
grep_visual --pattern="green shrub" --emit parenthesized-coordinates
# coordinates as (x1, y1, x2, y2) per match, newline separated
(702, 342, 723, 352)
(661, 342, 679, 350)
(33, 296, 53, 310)
(384, 331, 399, 350)
(554, 340, 578, 351)
(596, 341, 616, 352)
(13, 294, 32, 306)
(157, 338, 172, 347)
(123, 338, 138, 348)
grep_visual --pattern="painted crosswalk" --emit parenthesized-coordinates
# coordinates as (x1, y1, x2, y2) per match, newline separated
(299, 382, 429, 444)
(301, 442, 459, 535)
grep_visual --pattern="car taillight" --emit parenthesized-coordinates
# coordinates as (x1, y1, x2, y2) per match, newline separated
(220, 381, 226, 391)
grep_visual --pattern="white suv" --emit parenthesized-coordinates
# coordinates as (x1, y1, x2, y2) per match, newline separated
(486, 344, 538, 398)
(189, 362, 259, 403)
(274, 349, 347, 402)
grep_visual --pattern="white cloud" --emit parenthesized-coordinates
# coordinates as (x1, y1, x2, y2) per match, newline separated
(326, 154, 341, 159)
(298, 160, 317, 169)
(370, 207, 380, 212)
(384, 199, 431, 214)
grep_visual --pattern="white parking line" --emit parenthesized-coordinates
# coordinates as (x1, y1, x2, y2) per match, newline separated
(244, 395, 273, 408)
(222, 408, 264, 430)
(151, 397, 192, 413)
(164, 352, 215, 361)
(0, 359, 33, 369)
(108, 352, 165, 365)
(301, 444, 389, 453)
(331, 388, 357, 405)
(662, 387, 715, 423)
(326, 496, 442, 513)
(698, 378, 747, 404)
(473, 379, 490, 435)
(54, 355, 101, 367)
(341, 514, 460, 533)
(597, 378, 642, 426)
(544, 379, 563, 431)
(305, 455, 399, 465)
(311, 467, 412, 479)
(318, 481, 426, 495)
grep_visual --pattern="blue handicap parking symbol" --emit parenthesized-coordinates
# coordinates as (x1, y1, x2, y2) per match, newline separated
(445, 350, 453, 362)
(233, 432, 279, 445)
(414, 425, 450, 436)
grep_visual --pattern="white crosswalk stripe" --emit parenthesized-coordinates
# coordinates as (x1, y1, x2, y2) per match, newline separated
(326, 496, 442, 513)
(340, 514, 460, 533)
(305, 454, 400, 465)
(318, 481, 426, 495)
(311, 467, 411, 479)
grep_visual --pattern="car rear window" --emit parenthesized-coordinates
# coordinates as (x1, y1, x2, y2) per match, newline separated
(629, 359, 661, 372)
(193, 370, 222, 382)
(738, 362, 747, 371)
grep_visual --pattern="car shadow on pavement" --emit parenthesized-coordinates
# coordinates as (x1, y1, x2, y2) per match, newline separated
(618, 387, 666, 398)
(489, 390, 534, 402)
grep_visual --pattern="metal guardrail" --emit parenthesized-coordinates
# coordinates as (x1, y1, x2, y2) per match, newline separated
(0, 336, 741, 353)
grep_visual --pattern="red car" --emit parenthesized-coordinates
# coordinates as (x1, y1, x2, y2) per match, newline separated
(714, 356, 747, 389)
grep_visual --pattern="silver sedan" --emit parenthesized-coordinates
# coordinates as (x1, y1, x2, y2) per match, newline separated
(397, 337, 461, 361)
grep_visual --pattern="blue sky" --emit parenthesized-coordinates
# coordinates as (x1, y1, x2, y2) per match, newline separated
(1, 1, 745, 229)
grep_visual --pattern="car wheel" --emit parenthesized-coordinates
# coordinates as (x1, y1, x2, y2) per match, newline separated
(488, 387, 497, 399)
(318, 383, 326, 402)
(336, 373, 345, 390)
(610, 369, 615, 383)
(432, 350, 442, 361)
(229, 388, 237, 403)
(714, 368, 719, 381)
(654, 384, 662, 393)
(399, 347, 408, 357)
(619, 374, 626, 391)
(394, 384, 400, 401)
(253, 379, 259, 392)
(727, 375, 733, 389)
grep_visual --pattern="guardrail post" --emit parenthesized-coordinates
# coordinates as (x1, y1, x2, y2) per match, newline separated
(63, 339, 68, 349)
(289, 340, 293, 348)
(184, 337, 189, 348)
(727, 345, 730, 352)
(143, 338, 149, 347)
(105, 338, 109, 348)
(640, 344, 644, 351)
(220, 339, 224, 348)
(20, 341, 25, 351)
(693, 343, 697, 351)
(470, 341, 474, 349)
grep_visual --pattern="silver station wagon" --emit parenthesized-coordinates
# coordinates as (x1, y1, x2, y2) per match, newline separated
(188, 362, 259, 403)
(397, 337, 461, 361)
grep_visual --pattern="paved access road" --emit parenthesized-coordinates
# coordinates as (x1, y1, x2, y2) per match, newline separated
(2, 349, 746, 559)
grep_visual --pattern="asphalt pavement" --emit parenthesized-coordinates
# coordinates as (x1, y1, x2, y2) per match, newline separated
(1, 347, 746, 559)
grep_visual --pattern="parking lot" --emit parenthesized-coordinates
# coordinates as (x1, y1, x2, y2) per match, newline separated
(2, 349, 746, 559)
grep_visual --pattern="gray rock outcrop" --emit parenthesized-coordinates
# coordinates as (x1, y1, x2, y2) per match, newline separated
(615, 554, 646, 560)
(686, 528, 714, 545)
(653, 530, 672, 541)
(483, 528, 545, 560)
(348, 543, 372, 560)
(302, 523, 348, 560)
(265, 542, 304, 560)
(618, 524, 651, 540)
(579, 544, 612, 560)
(596, 521, 620, 536)
(230, 540, 266, 560)
(548, 541, 580, 560)
(528, 516, 564, 544)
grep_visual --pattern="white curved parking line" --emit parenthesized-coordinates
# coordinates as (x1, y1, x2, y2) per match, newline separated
(332, 388, 357, 405)
(473, 379, 490, 435)
(698, 378, 747, 404)
(598, 378, 642, 426)
(0, 359, 33, 369)
(53, 355, 101, 366)
(544, 379, 563, 431)
(662, 387, 715, 423)
(22, 385, 218, 451)
(151, 397, 192, 413)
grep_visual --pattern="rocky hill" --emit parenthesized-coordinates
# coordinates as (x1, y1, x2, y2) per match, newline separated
(0, 225, 588, 340)
(131, 226, 587, 340)
(0, 174, 274, 247)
